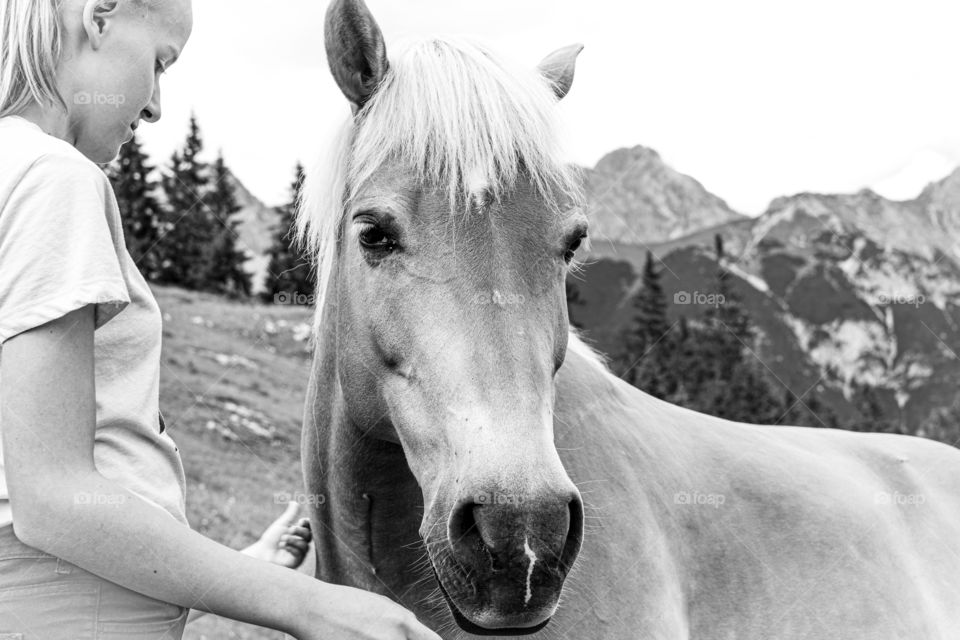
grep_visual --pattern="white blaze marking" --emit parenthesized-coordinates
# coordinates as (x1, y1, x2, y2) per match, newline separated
(523, 536, 537, 605)
(466, 167, 490, 210)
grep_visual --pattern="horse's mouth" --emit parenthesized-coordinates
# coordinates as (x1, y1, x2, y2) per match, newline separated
(430, 563, 552, 636)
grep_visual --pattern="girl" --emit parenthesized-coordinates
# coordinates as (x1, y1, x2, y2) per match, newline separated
(0, 1, 440, 639)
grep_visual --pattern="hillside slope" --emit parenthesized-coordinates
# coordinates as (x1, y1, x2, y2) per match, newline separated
(153, 285, 314, 639)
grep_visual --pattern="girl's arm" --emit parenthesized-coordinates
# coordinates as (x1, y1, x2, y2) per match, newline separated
(1, 305, 439, 640)
(186, 503, 313, 625)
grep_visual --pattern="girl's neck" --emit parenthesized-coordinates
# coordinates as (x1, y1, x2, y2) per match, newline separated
(12, 103, 75, 145)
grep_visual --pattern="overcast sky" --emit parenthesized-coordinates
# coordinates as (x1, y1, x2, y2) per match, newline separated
(139, 0, 960, 214)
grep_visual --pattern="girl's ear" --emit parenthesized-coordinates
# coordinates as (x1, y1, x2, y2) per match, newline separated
(324, 0, 389, 114)
(81, 0, 119, 50)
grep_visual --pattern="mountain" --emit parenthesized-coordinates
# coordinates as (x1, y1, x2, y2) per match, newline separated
(917, 167, 960, 258)
(577, 151, 960, 432)
(583, 146, 747, 245)
(223, 170, 282, 293)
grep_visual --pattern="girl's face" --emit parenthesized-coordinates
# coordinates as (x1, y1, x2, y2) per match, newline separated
(64, 0, 193, 163)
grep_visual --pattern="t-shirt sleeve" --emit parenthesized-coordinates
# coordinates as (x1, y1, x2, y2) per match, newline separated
(0, 153, 130, 343)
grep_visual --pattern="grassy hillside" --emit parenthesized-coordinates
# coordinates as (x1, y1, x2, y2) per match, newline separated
(153, 285, 314, 639)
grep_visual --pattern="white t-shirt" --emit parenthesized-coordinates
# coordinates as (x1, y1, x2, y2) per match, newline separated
(0, 115, 188, 528)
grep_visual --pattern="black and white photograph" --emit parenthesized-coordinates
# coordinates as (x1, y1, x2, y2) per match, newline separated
(1, 0, 959, 638)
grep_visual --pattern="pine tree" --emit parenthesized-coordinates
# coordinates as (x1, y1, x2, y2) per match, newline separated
(105, 132, 164, 280)
(206, 151, 252, 297)
(263, 163, 314, 303)
(847, 383, 905, 434)
(814, 394, 842, 429)
(779, 385, 839, 428)
(780, 387, 813, 426)
(619, 251, 673, 399)
(922, 401, 960, 446)
(668, 234, 783, 423)
(156, 113, 217, 289)
(714, 360, 783, 424)
(703, 233, 752, 380)
(664, 316, 714, 412)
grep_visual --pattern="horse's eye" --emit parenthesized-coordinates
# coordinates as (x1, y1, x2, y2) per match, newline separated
(358, 224, 398, 252)
(564, 233, 586, 263)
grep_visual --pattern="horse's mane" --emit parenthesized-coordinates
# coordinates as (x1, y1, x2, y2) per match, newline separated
(567, 328, 612, 372)
(295, 37, 584, 331)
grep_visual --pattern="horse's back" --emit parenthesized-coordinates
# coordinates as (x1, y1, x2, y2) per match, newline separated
(678, 429, 960, 638)
(691, 425, 960, 638)
(556, 347, 960, 638)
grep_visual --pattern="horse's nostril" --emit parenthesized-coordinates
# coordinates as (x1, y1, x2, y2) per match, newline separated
(561, 493, 585, 570)
(449, 499, 483, 555)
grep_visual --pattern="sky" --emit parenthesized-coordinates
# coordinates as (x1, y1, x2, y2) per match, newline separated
(139, 0, 960, 215)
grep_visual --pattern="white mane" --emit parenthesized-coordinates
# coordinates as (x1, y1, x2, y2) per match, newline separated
(567, 328, 612, 372)
(296, 37, 584, 331)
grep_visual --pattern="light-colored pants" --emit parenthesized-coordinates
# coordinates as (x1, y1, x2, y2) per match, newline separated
(0, 525, 188, 639)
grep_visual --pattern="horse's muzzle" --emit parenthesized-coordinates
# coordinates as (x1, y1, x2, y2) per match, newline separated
(434, 489, 584, 632)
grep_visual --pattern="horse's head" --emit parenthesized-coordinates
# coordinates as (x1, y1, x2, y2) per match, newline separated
(304, 0, 587, 632)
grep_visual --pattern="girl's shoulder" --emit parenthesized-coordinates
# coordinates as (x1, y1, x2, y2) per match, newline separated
(0, 118, 131, 345)
(0, 116, 107, 195)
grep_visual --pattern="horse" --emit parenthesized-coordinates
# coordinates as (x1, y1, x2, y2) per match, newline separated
(298, 1, 960, 637)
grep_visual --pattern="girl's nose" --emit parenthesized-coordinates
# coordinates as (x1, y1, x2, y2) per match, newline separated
(142, 87, 162, 124)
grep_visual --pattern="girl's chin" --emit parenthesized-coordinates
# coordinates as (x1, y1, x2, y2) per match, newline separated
(83, 141, 123, 165)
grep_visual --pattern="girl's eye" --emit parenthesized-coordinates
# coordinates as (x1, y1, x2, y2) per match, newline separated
(358, 225, 398, 253)
(564, 234, 586, 263)
(155, 60, 166, 75)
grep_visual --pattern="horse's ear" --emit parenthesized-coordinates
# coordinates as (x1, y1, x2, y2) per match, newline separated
(324, 0, 389, 113)
(537, 44, 584, 101)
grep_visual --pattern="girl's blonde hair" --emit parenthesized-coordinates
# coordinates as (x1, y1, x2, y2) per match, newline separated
(0, 0, 66, 117)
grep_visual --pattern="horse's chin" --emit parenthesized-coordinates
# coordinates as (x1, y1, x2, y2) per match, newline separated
(430, 564, 553, 636)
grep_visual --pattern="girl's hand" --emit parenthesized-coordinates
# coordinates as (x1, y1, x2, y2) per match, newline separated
(299, 583, 443, 640)
(257, 504, 442, 639)
(246, 501, 313, 569)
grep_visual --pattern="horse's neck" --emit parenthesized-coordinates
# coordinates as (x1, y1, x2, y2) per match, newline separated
(554, 338, 708, 542)
(306, 305, 428, 596)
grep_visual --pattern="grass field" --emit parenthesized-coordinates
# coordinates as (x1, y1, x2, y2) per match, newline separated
(153, 285, 316, 639)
